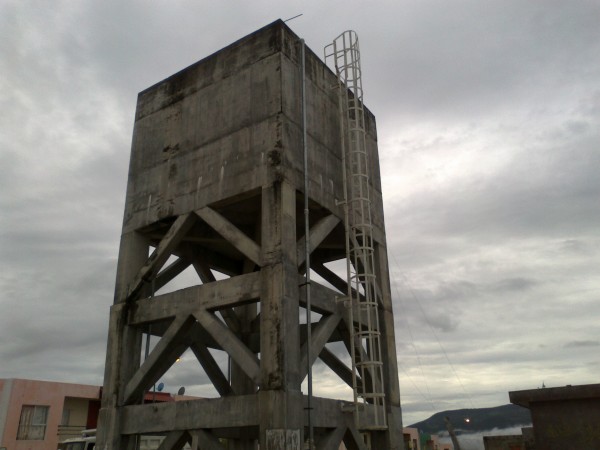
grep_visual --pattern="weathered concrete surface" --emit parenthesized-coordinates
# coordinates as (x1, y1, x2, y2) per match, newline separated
(510, 383, 600, 449)
(483, 434, 525, 450)
(98, 19, 403, 450)
(122, 20, 384, 240)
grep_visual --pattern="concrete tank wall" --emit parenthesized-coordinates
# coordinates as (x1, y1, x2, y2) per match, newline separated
(122, 19, 386, 243)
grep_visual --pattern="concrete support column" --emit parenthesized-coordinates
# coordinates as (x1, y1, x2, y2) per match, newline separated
(229, 302, 258, 450)
(97, 232, 147, 450)
(259, 391, 304, 450)
(371, 243, 403, 449)
(259, 181, 303, 449)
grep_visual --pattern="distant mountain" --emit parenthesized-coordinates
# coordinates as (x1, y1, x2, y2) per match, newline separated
(408, 404, 531, 434)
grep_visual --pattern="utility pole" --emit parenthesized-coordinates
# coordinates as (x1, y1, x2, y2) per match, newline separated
(444, 417, 462, 450)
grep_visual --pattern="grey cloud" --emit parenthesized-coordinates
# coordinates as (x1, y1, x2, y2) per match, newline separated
(559, 239, 593, 255)
(366, 1, 600, 125)
(564, 340, 600, 349)
(424, 312, 461, 333)
(490, 278, 537, 293)
(390, 140, 600, 244)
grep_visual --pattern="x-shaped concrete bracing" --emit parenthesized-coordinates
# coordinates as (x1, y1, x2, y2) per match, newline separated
(118, 204, 377, 447)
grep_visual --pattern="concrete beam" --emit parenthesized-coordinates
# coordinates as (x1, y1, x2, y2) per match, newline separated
(304, 396, 351, 429)
(120, 395, 361, 436)
(140, 257, 192, 298)
(190, 340, 235, 397)
(156, 430, 190, 450)
(127, 213, 197, 302)
(181, 244, 241, 277)
(188, 429, 226, 450)
(303, 277, 369, 332)
(194, 308, 261, 385)
(318, 346, 358, 391)
(300, 313, 341, 381)
(311, 260, 358, 301)
(296, 214, 340, 267)
(196, 206, 262, 267)
(343, 422, 368, 450)
(298, 277, 339, 315)
(155, 257, 192, 286)
(184, 249, 216, 283)
(315, 425, 346, 450)
(130, 272, 261, 325)
(123, 314, 195, 404)
(337, 325, 374, 396)
(120, 396, 260, 434)
(217, 308, 242, 336)
(185, 250, 242, 334)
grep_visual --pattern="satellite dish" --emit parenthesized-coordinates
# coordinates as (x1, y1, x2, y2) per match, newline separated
(157, 382, 164, 392)
(177, 386, 186, 396)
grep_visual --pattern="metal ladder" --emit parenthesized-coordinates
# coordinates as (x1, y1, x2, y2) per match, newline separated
(325, 31, 387, 433)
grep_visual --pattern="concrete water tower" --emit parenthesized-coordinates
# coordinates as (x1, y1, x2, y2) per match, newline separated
(97, 20, 403, 450)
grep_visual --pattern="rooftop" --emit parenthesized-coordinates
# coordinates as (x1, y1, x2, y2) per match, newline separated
(509, 383, 600, 408)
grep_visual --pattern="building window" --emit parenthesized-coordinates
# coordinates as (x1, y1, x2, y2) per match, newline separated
(17, 405, 49, 440)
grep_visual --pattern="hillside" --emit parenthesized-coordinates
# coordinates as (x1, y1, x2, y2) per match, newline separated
(409, 404, 531, 434)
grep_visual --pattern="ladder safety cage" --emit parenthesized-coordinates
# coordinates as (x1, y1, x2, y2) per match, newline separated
(324, 30, 387, 432)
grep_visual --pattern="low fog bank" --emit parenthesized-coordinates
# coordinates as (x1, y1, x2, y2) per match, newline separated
(438, 425, 531, 450)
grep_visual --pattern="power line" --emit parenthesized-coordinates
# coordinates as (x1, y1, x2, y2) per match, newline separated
(390, 253, 476, 410)
(391, 273, 437, 413)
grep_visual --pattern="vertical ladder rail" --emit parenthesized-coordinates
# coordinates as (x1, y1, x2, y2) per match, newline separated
(325, 31, 387, 433)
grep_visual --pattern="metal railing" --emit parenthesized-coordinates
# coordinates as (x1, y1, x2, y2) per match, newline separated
(325, 31, 387, 432)
(57, 425, 87, 441)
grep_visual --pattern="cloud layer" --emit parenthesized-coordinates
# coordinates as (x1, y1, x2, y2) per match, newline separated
(2, 0, 599, 427)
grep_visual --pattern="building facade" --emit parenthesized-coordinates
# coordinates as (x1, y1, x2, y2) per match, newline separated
(0, 379, 181, 450)
(509, 383, 600, 449)
(403, 427, 421, 450)
(0, 379, 100, 450)
(483, 435, 525, 450)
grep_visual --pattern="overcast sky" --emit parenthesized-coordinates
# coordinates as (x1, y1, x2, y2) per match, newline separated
(1, 0, 599, 428)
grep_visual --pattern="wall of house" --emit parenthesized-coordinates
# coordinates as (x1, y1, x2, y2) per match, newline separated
(63, 398, 90, 427)
(58, 397, 93, 441)
(483, 435, 525, 450)
(530, 398, 600, 449)
(510, 384, 600, 450)
(0, 379, 100, 450)
(0, 379, 11, 447)
(403, 427, 421, 450)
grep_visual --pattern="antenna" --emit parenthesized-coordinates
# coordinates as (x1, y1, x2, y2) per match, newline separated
(284, 14, 303, 23)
